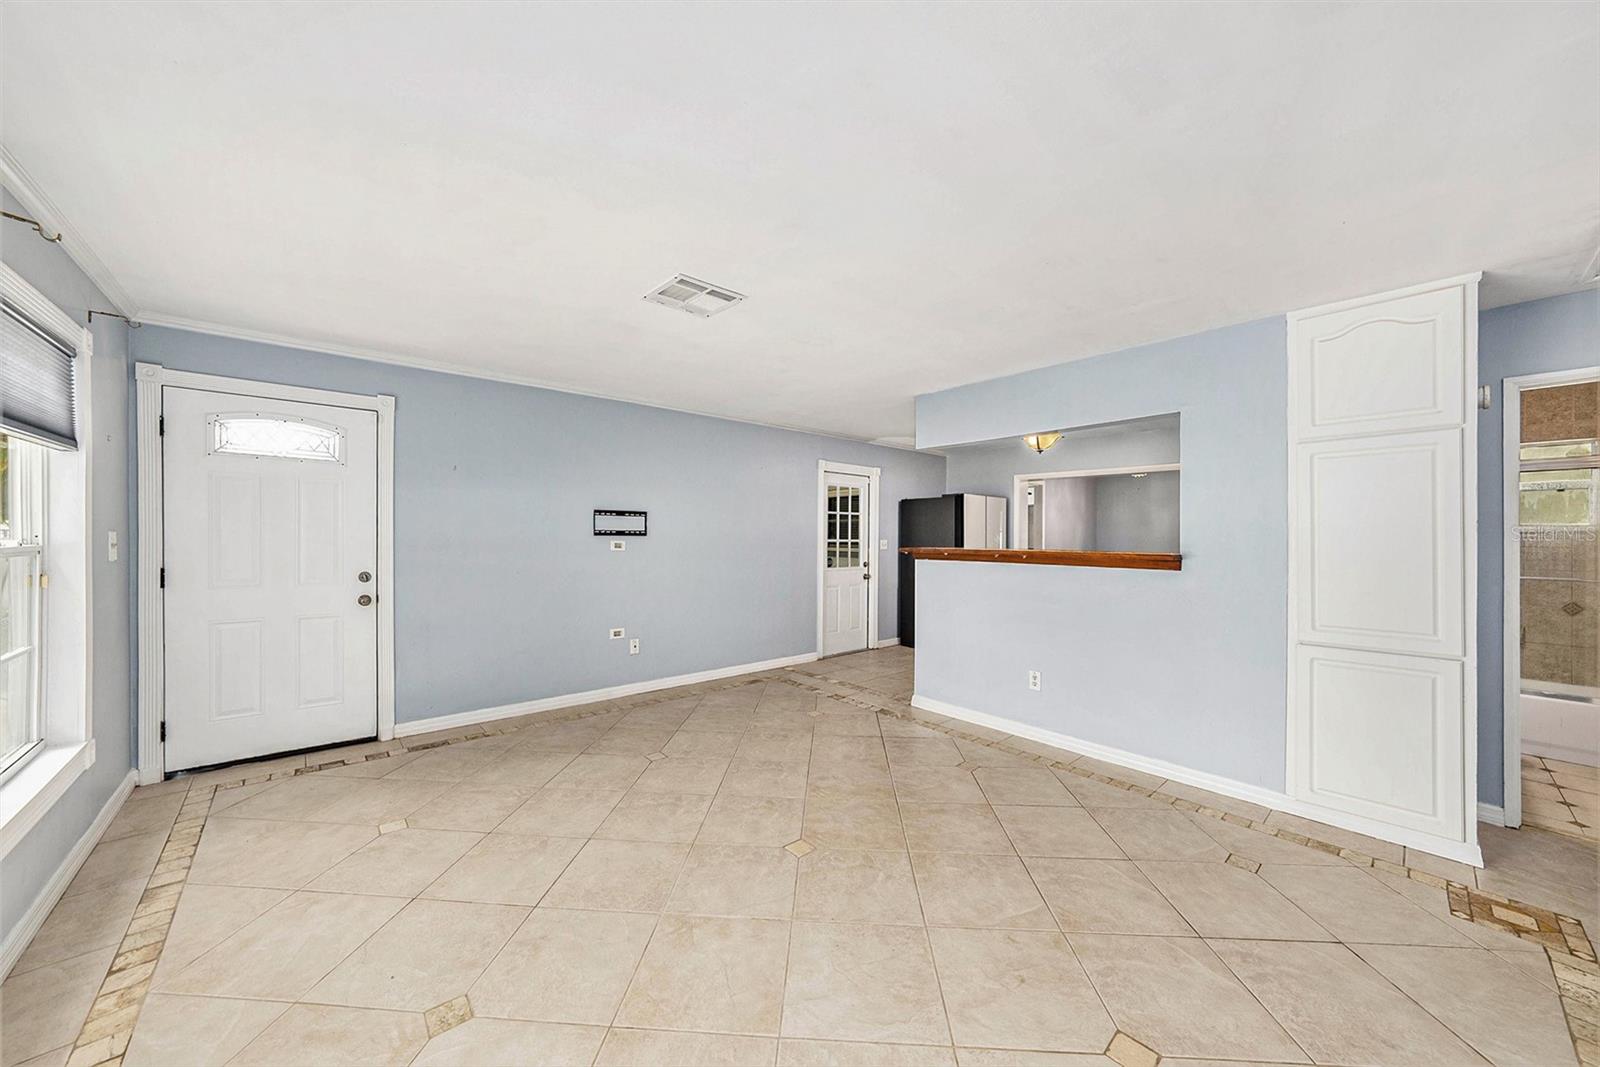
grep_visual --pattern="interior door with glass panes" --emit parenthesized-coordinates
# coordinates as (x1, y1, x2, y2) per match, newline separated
(162, 386, 379, 771)
(822, 472, 871, 656)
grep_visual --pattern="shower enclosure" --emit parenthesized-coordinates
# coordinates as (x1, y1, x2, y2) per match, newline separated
(1515, 378, 1599, 839)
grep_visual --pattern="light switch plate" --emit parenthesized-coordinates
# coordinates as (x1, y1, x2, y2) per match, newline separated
(880, 539, 889, 550)
(610, 540, 626, 551)
(107, 531, 119, 562)
(629, 638, 640, 655)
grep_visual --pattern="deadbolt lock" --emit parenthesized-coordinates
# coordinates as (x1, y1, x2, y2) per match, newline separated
(358, 571, 372, 583)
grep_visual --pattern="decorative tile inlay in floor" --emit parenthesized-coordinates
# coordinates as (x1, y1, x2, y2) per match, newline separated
(2, 647, 1586, 1066)
(1524, 752, 1599, 843)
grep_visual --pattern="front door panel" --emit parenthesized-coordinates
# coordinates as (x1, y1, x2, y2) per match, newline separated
(163, 386, 379, 771)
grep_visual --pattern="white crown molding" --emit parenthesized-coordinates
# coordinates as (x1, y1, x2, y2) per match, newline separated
(0, 145, 138, 317)
(136, 312, 924, 451)
(1581, 243, 1600, 286)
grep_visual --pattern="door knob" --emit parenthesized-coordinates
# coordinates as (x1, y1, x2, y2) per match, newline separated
(357, 594, 373, 607)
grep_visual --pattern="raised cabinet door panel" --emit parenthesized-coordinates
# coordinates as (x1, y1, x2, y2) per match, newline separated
(1293, 645, 1464, 840)
(1287, 275, 1477, 859)
(1296, 429, 1464, 657)
(1294, 287, 1465, 439)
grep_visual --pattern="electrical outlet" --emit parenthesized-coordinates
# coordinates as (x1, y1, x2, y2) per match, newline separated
(107, 531, 119, 562)
(610, 540, 626, 551)
(629, 638, 640, 655)
(1028, 670, 1041, 691)
(609, 628, 625, 640)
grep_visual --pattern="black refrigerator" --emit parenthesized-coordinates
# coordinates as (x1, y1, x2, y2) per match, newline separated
(897, 493, 1006, 647)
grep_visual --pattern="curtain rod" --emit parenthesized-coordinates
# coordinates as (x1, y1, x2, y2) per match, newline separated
(2, 209, 63, 243)
(88, 309, 141, 329)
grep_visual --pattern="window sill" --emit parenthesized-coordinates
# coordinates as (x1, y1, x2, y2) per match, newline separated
(0, 740, 95, 858)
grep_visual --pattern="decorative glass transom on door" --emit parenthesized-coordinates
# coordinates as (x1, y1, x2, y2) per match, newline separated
(826, 484, 862, 568)
(209, 413, 345, 463)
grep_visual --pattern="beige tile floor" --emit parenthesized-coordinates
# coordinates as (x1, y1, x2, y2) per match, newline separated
(1, 645, 1591, 1066)
(1522, 752, 1599, 843)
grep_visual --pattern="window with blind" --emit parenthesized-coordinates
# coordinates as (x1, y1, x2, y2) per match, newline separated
(0, 295, 62, 779)
(0, 261, 94, 850)
(1, 296, 79, 450)
(1, 431, 44, 776)
(0, 284, 76, 779)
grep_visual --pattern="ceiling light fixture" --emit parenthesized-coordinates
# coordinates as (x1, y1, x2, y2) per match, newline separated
(1022, 431, 1063, 454)
(643, 273, 746, 317)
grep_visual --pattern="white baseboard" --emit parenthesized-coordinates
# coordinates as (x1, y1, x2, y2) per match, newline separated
(874, 638, 902, 648)
(913, 693, 1486, 868)
(1, 769, 137, 979)
(396, 652, 821, 738)
(1477, 802, 1506, 827)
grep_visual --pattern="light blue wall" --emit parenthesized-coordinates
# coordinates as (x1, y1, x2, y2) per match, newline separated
(1, 191, 135, 938)
(1094, 470, 1180, 554)
(1476, 290, 1600, 807)
(914, 318, 1289, 790)
(943, 417, 1180, 497)
(128, 327, 946, 727)
(917, 292, 1599, 804)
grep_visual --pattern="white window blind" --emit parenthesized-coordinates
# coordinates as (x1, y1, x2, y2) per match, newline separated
(0, 297, 78, 450)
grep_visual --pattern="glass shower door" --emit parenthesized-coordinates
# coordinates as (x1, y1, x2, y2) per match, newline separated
(1519, 442, 1600, 704)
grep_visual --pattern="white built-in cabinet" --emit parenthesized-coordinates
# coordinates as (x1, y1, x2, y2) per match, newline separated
(1287, 274, 1480, 865)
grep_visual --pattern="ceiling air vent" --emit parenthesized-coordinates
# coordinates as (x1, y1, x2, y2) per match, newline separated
(643, 274, 746, 318)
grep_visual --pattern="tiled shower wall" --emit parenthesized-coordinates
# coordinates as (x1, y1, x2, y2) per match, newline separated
(1521, 382, 1600, 691)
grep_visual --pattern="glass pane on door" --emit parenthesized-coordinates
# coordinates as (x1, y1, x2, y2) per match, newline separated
(825, 484, 861, 570)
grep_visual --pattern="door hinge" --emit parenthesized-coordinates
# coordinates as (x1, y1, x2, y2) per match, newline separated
(159, 566, 165, 588)
(159, 721, 166, 742)
(158, 415, 165, 436)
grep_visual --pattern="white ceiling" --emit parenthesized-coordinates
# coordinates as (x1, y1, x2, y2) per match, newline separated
(3, 2, 1596, 443)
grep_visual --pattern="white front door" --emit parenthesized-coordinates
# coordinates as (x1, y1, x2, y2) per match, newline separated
(822, 471, 870, 656)
(1287, 276, 1478, 859)
(162, 386, 379, 771)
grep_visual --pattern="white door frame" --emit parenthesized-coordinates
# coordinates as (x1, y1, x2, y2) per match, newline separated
(1500, 365, 1600, 828)
(816, 460, 881, 655)
(134, 362, 396, 783)
(1009, 464, 1181, 549)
